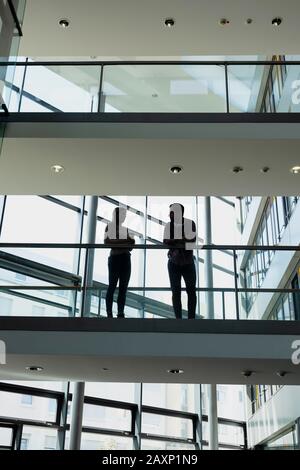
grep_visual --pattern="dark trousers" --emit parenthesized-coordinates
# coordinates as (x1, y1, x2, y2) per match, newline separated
(168, 260, 197, 319)
(106, 254, 131, 317)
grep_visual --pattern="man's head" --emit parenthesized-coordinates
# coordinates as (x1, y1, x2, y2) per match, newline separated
(112, 206, 127, 225)
(169, 203, 184, 222)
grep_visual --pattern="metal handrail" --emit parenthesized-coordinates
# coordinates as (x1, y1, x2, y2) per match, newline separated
(1, 60, 300, 66)
(0, 243, 299, 250)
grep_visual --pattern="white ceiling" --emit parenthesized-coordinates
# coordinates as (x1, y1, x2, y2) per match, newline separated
(1, 127, 300, 195)
(1, 327, 300, 384)
(19, 0, 300, 57)
(2, 354, 299, 385)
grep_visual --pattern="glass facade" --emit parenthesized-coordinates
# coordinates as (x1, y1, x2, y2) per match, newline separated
(0, 381, 246, 450)
(240, 197, 299, 314)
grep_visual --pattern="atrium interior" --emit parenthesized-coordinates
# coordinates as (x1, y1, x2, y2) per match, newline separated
(0, 0, 300, 452)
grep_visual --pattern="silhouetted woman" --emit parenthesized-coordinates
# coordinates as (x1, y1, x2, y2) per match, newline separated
(104, 207, 135, 318)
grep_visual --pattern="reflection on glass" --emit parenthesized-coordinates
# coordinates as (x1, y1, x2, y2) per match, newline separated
(0, 427, 13, 447)
(103, 65, 227, 112)
(82, 404, 131, 432)
(141, 440, 195, 450)
(0, 391, 57, 422)
(228, 65, 265, 112)
(20, 65, 101, 112)
(143, 383, 197, 413)
(21, 426, 58, 450)
(65, 433, 133, 450)
(142, 413, 193, 440)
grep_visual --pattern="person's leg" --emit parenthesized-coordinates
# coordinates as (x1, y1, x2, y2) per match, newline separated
(106, 256, 119, 317)
(168, 260, 182, 319)
(117, 255, 131, 317)
(182, 262, 197, 319)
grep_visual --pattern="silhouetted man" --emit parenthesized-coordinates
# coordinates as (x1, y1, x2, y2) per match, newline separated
(104, 207, 135, 318)
(163, 203, 197, 319)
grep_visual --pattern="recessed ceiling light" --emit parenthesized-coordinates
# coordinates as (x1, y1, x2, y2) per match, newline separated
(232, 166, 244, 174)
(59, 18, 70, 28)
(170, 165, 183, 174)
(51, 164, 65, 174)
(260, 166, 270, 173)
(219, 18, 230, 26)
(25, 366, 44, 372)
(272, 17, 282, 26)
(276, 371, 288, 378)
(241, 370, 254, 377)
(290, 166, 300, 174)
(167, 369, 184, 374)
(165, 18, 175, 27)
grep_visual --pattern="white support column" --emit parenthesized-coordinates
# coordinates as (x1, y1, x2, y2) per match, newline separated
(69, 196, 98, 450)
(204, 197, 219, 450)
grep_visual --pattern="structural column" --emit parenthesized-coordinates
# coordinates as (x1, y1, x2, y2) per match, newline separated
(204, 197, 219, 450)
(69, 196, 98, 450)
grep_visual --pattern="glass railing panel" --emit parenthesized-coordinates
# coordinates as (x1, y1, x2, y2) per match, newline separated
(0, 287, 77, 317)
(4, 60, 300, 114)
(1, 65, 20, 111)
(18, 64, 101, 112)
(228, 65, 266, 112)
(228, 63, 300, 112)
(0, 245, 298, 320)
(262, 63, 300, 113)
(103, 64, 227, 112)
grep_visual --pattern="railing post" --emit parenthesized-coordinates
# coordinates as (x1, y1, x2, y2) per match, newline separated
(224, 63, 230, 113)
(97, 65, 105, 113)
(18, 57, 28, 112)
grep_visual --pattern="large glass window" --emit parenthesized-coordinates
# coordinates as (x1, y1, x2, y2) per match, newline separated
(1, 196, 80, 271)
(142, 412, 194, 440)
